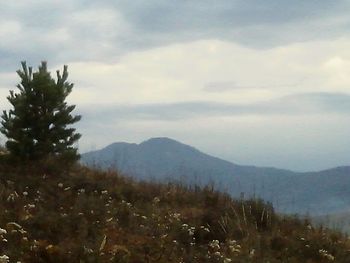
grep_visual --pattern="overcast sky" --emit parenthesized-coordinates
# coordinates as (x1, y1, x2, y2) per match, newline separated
(1, 1, 350, 171)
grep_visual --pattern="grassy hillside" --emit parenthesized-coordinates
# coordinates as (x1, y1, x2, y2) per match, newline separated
(0, 163, 349, 262)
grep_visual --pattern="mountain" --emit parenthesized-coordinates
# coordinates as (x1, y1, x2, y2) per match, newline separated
(81, 137, 350, 216)
(312, 210, 350, 233)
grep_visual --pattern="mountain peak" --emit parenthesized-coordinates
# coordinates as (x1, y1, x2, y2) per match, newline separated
(140, 137, 180, 145)
(139, 137, 198, 153)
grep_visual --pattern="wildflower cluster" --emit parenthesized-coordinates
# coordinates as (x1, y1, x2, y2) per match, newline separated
(0, 227, 9, 263)
(319, 249, 335, 261)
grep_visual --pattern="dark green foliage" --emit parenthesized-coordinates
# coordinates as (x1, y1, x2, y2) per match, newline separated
(1, 61, 81, 164)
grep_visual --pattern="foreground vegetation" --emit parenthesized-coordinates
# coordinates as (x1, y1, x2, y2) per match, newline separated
(0, 164, 349, 262)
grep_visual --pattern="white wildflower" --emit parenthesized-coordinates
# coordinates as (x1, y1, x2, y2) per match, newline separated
(209, 240, 220, 250)
(172, 213, 181, 220)
(0, 255, 9, 263)
(0, 228, 7, 236)
(188, 226, 195, 236)
(319, 249, 335, 261)
(181, 223, 189, 229)
(228, 240, 241, 254)
(26, 204, 35, 209)
(7, 191, 19, 202)
(153, 197, 160, 204)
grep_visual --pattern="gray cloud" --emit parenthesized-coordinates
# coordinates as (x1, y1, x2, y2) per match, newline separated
(103, 0, 350, 49)
(1, 1, 350, 71)
(78, 93, 350, 123)
(115, 1, 339, 32)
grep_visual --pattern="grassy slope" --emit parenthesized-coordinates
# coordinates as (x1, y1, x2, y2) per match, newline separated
(0, 164, 349, 262)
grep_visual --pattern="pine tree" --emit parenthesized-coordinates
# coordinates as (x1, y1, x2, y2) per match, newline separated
(0, 61, 81, 163)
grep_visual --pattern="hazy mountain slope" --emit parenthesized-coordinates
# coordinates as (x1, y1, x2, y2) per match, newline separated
(82, 137, 295, 192)
(81, 137, 350, 216)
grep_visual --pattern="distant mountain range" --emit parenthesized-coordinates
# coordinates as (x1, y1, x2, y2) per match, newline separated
(81, 137, 350, 216)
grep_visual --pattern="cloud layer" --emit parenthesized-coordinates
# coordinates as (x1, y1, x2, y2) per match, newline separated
(1, 1, 350, 70)
(79, 93, 350, 123)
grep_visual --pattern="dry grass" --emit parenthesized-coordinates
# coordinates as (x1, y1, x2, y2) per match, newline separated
(0, 163, 349, 262)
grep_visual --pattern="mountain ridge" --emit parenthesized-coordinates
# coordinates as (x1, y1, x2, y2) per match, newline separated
(81, 137, 350, 216)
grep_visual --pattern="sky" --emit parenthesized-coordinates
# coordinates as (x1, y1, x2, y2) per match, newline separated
(1, 1, 350, 171)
